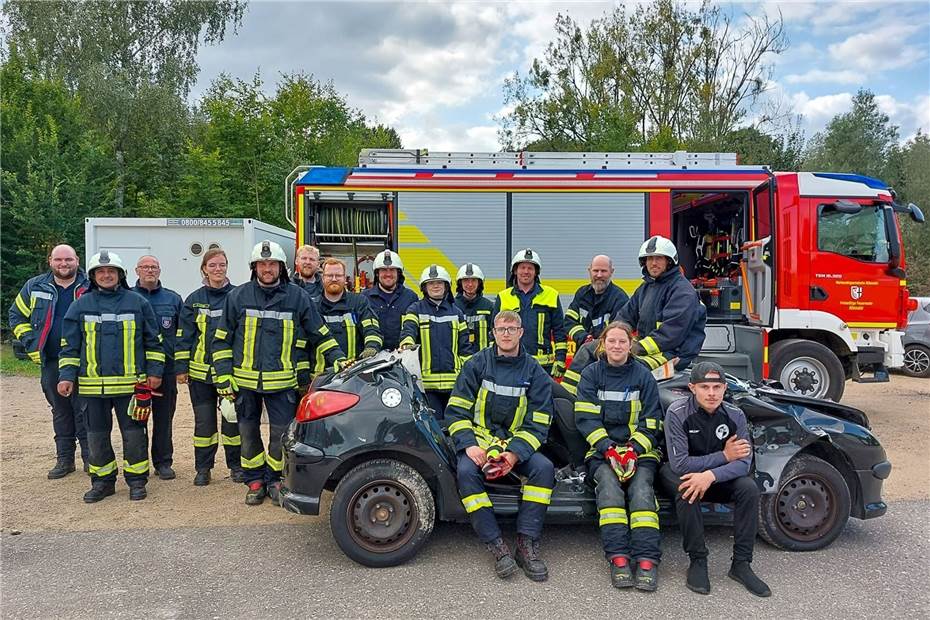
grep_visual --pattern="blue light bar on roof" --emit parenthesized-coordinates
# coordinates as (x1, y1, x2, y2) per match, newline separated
(812, 172, 888, 190)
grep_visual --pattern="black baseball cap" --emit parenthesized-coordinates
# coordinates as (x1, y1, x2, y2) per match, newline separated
(690, 361, 727, 384)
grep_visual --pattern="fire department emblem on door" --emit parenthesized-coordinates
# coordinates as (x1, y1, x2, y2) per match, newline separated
(850, 286, 863, 300)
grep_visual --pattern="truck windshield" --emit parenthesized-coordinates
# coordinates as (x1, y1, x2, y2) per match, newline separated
(817, 203, 890, 263)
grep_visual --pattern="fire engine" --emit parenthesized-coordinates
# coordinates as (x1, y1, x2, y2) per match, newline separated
(283, 150, 924, 401)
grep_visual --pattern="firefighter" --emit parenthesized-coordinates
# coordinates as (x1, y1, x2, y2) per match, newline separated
(565, 255, 630, 349)
(659, 362, 771, 597)
(445, 310, 555, 582)
(175, 248, 243, 486)
(616, 236, 706, 371)
(493, 249, 568, 378)
(213, 240, 346, 506)
(8, 244, 90, 478)
(316, 257, 382, 371)
(362, 250, 418, 351)
(131, 255, 182, 481)
(57, 251, 164, 502)
(454, 263, 495, 351)
(574, 321, 664, 591)
(292, 244, 323, 304)
(399, 265, 473, 416)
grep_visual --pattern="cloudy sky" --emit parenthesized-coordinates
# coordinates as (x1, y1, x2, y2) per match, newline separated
(194, 1, 930, 152)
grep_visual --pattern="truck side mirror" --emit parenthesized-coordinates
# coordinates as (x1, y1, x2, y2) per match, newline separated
(908, 203, 925, 223)
(822, 199, 862, 214)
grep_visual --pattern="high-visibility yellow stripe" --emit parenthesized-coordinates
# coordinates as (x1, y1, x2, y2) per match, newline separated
(12, 323, 32, 338)
(575, 401, 601, 415)
(521, 484, 552, 505)
(193, 433, 219, 448)
(599, 507, 629, 527)
(448, 419, 472, 435)
(537, 311, 545, 350)
(630, 510, 660, 530)
(508, 395, 527, 434)
(280, 318, 294, 370)
(221, 433, 241, 446)
(122, 320, 136, 376)
(510, 430, 541, 451)
(266, 451, 284, 472)
(531, 411, 551, 425)
(345, 316, 356, 358)
(89, 460, 117, 477)
(123, 459, 150, 474)
(241, 452, 266, 469)
(242, 315, 258, 370)
(461, 492, 493, 513)
(194, 313, 208, 364)
(627, 399, 641, 441)
(847, 322, 896, 328)
(585, 427, 609, 446)
(640, 336, 660, 355)
(84, 321, 98, 377)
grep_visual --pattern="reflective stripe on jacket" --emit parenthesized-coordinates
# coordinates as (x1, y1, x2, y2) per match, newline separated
(494, 283, 567, 368)
(454, 293, 495, 351)
(317, 291, 382, 372)
(400, 296, 473, 391)
(8, 270, 89, 364)
(176, 282, 235, 383)
(565, 282, 629, 346)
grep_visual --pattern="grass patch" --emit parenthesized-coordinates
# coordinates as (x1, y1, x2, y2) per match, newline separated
(0, 343, 41, 378)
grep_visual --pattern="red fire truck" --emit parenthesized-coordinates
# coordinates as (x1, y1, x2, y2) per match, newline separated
(284, 150, 924, 401)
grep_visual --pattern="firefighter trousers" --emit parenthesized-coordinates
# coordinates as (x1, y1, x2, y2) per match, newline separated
(189, 380, 241, 472)
(150, 373, 177, 469)
(592, 459, 661, 562)
(40, 358, 88, 462)
(425, 390, 449, 421)
(236, 389, 297, 485)
(456, 451, 554, 543)
(84, 396, 149, 485)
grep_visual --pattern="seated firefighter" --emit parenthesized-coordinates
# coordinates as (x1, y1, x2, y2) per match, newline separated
(444, 310, 555, 582)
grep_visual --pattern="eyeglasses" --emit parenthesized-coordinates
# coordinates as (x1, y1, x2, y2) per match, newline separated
(493, 326, 521, 335)
(323, 274, 345, 280)
(138, 265, 160, 271)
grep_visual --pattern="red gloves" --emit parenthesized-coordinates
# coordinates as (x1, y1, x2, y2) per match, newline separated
(606, 444, 637, 482)
(130, 383, 160, 422)
(482, 454, 514, 480)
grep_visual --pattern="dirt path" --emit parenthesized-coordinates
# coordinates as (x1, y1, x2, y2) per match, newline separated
(1, 374, 927, 534)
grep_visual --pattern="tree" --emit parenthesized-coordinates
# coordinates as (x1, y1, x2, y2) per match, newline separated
(897, 133, 930, 295)
(500, 0, 787, 150)
(723, 123, 804, 170)
(2, 0, 246, 213)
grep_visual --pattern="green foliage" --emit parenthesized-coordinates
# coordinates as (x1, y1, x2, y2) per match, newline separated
(0, 345, 41, 378)
(897, 133, 930, 295)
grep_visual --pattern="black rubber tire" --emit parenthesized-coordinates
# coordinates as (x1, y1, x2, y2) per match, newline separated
(902, 344, 930, 378)
(758, 454, 851, 551)
(770, 338, 846, 401)
(330, 459, 435, 567)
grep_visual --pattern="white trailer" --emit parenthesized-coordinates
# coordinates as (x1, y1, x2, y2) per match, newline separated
(84, 217, 296, 298)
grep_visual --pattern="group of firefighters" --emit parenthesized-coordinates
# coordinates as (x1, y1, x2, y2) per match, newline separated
(10, 233, 770, 597)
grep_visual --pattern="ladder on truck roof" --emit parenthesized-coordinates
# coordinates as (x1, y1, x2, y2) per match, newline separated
(358, 149, 749, 170)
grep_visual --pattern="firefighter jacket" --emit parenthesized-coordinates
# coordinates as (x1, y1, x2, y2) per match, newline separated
(316, 291, 382, 372)
(493, 283, 567, 369)
(213, 280, 345, 393)
(560, 340, 598, 396)
(616, 267, 707, 369)
(446, 345, 553, 464)
(363, 285, 419, 351)
(132, 281, 182, 375)
(58, 287, 165, 396)
(175, 281, 235, 383)
(292, 272, 323, 305)
(565, 282, 630, 347)
(574, 356, 663, 463)
(400, 295, 473, 391)
(454, 293, 495, 351)
(9, 270, 89, 364)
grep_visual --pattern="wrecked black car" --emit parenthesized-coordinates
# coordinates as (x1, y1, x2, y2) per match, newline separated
(280, 351, 890, 567)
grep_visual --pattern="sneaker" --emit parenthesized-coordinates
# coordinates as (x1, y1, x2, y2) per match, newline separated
(83, 482, 116, 503)
(157, 466, 176, 480)
(129, 484, 147, 501)
(485, 538, 518, 579)
(686, 557, 710, 595)
(230, 467, 245, 483)
(610, 556, 634, 589)
(515, 533, 549, 582)
(193, 470, 211, 486)
(634, 559, 658, 592)
(728, 561, 772, 597)
(245, 481, 266, 505)
(268, 482, 282, 506)
(48, 457, 76, 480)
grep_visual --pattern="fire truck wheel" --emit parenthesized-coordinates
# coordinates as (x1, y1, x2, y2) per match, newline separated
(770, 339, 845, 402)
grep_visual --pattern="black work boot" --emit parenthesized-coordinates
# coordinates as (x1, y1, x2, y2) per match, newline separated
(634, 559, 659, 592)
(245, 481, 266, 505)
(686, 557, 710, 595)
(610, 556, 634, 588)
(48, 457, 76, 479)
(128, 483, 147, 501)
(194, 470, 211, 486)
(485, 538, 518, 579)
(267, 482, 282, 506)
(515, 533, 549, 582)
(729, 561, 771, 597)
(157, 465, 176, 480)
(230, 467, 245, 483)
(83, 481, 116, 503)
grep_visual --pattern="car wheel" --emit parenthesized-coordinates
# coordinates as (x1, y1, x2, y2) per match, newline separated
(770, 339, 846, 401)
(902, 344, 930, 378)
(330, 459, 435, 567)
(758, 454, 851, 551)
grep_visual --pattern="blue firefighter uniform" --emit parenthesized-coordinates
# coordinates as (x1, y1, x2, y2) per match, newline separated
(454, 292, 495, 351)
(175, 281, 241, 475)
(212, 279, 345, 486)
(9, 270, 90, 466)
(132, 281, 182, 473)
(58, 285, 164, 486)
(316, 291, 382, 372)
(565, 282, 630, 348)
(493, 283, 567, 376)
(363, 284, 419, 351)
(574, 356, 664, 564)
(292, 272, 323, 305)
(616, 266, 706, 370)
(445, 346, 555, 543)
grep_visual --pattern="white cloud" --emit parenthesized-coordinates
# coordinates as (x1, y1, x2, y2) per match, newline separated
(828, 24, 926, 72)
(783, 69, 862, 85)
(791, 91, 854, 130)
(396, 122, 501, 152)
(875, 94, 930, 141)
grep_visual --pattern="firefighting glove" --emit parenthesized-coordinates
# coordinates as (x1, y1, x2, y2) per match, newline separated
(631, 340, 647, 357)
(217, 377, 237, 402)
(359, 347, 379, 360)
(551, 360, 565, 379)
(618, 444, 638, 482)
(334, 358, 351, 372)
(129, 383, 159, 422)
(218, 398, 237, 424)
(482, 455, 513, 480)
(605, 444, 625, 481)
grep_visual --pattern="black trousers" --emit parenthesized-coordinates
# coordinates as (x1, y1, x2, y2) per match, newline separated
(425, 390, 450, 420)
(236, 389, 297, 485)
(40, 358, 88, 461)
(189, 380, 241, 472)
(659, 464, 760, 563)
(150, 373, 177, 469)
(84, 396, 149, 485)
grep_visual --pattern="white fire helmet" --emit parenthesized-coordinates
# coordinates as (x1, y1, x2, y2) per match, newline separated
(456, 263, 485, 282)
(249, 240, 288, 266)
(419, 264, 452, 286)
(510, 248, 542, 273)
(638, 235, 679, 267)
(87, 250, 126, 277)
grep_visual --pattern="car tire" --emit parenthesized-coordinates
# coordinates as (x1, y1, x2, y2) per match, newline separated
(330, 459, 435, 567)
(758, 454, 851, 551)
(902, 344, 930, 378)
(770, 339, 846, 401)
